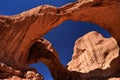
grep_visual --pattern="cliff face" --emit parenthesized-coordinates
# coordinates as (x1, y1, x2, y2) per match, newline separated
(0, 0, 120, 80)
(67, 31, 120, 78)
(0, 0, 120, 69)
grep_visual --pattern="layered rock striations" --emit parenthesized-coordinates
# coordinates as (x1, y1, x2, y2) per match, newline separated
(0, 0, 120, 79)
(0, 0, 120, 69)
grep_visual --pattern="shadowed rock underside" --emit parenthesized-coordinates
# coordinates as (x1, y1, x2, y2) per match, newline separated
(0, 0, 120, 80)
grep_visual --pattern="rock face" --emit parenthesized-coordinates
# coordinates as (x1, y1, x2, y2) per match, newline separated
(0, 0, 120, 80)
(29, 38, 73, 80)
(0, 39, 45, 79)
(0, 0, 120, 70)
(67, 31, 120, 77)
(4, 71, 44, 80)
(0, 62, 22, 78)
(28, 32, 120, 80)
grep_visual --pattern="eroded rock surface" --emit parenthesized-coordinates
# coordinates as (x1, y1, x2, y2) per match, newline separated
(0, 62, 43, 79)
(29, 38, 83, 80)
(67, 31, 120, 78)
(4, 71, 43, 80)
(1, 34, 120, 80)
(0, 0, 119, 70)
(28, 33, 120, 80)
(0, 0, 120, 80)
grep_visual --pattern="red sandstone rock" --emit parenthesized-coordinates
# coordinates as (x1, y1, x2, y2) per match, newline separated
(0, 0, 120, 79)
(0, 0, 119, 70)
(0, 0, 120, 69)
(28, 38, 82, 80)
(28, 34, 120, 80)
(2, 33, 118, 80)
(4, 71, 43, 80)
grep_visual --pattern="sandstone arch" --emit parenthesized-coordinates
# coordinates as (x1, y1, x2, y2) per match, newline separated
(0, 0, 120, 79)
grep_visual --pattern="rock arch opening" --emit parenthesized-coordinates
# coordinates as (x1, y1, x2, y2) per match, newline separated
(0, 0, 119, 79)
(30, 62, 53, 80)
(44, 20, 111, 65)
(29, 20, 111, 80)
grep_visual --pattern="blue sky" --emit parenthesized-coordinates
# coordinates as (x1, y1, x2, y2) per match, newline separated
(0, 0, 111, 80)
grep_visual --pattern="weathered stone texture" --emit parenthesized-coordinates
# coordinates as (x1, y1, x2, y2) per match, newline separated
(0, 0, 119, 70)
(0, 0, 120, 80)
(67, 31, 120, 77)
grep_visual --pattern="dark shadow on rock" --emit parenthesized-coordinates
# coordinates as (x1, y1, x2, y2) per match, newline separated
(28, 38, 120, 80)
